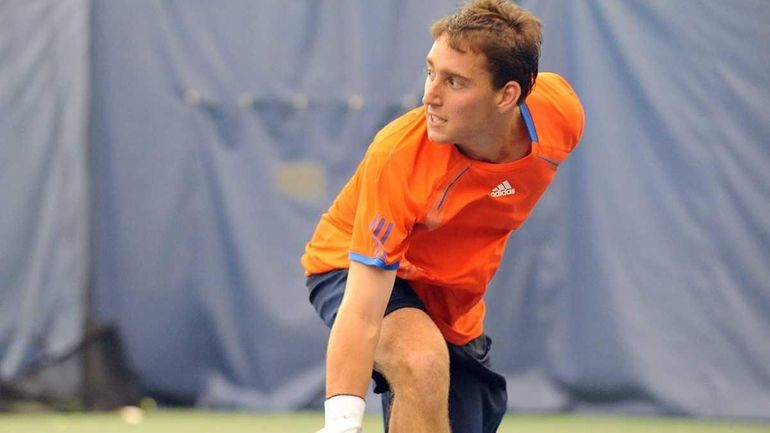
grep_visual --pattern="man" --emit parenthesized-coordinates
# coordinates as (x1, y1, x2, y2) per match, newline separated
(301, 1, 584, 432)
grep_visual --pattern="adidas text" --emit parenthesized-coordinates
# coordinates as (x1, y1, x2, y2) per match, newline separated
(491, 189, 515, 197)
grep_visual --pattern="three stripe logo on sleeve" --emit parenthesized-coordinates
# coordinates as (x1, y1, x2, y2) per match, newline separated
(490, 180, 516, 198)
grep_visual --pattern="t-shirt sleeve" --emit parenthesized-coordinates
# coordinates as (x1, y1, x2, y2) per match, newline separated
(547, 73, 585, 152)
(348, 148, 416, 270)
(533, 73, 586, 163)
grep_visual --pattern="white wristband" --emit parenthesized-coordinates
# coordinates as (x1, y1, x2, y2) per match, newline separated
(324, 394, 366, 431)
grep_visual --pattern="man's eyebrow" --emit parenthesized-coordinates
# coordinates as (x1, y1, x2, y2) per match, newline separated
(425, 56, 472, 81)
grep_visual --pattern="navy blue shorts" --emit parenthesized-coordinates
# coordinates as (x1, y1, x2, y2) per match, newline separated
(307, 269, 508, 433)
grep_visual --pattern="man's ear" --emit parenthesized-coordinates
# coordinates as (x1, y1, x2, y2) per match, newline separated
(497, 81, 521, 111)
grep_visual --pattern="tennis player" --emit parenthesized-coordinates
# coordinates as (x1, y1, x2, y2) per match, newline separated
(302, 1, 584, 431)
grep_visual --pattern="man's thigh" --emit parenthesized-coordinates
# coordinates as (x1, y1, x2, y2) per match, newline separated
(375, 313, 508, 433)
(373, 307, 449, 380)
(374, 307, 450, 433)
(308, 271, 506, 432)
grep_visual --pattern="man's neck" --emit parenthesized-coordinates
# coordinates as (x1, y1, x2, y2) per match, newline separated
(455, 107, 531, 164)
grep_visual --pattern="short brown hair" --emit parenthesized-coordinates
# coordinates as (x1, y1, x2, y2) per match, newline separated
(431, 0, 542, 104)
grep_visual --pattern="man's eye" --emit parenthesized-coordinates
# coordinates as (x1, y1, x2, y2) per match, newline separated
(426, 69, 435, 79)
(448, 77, 462, 88)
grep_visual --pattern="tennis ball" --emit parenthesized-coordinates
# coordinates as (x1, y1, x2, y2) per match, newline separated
(119, 406, 144, 424)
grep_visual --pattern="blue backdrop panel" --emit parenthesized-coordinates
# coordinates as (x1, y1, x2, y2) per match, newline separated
(89, 0, 451, 408)
(0, 1, 90, 382)
(485, 1, 770, 418)
(0, 0, 759, 420)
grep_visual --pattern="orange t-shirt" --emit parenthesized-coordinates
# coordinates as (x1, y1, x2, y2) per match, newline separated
(301, 73, 584, 345)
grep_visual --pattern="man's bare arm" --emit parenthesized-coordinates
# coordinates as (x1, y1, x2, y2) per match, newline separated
(325, 260, 396, 398)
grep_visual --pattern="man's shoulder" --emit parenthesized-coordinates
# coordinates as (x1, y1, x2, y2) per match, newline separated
(533, 72, 577, 96)
(531, 73, 584, 121)
(361, 107, 429, 167)
(528, 72, 585, 153)
(371, 106, 426, 150)
(359, 107, 449, 189)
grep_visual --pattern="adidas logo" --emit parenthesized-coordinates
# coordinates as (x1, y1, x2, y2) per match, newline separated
(490, 180, 515, 197)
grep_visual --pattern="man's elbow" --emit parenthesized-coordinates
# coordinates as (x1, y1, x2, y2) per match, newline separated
(335, 302, 383, 340)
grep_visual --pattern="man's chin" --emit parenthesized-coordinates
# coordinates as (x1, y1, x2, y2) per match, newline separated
(427, 130, 452, 144)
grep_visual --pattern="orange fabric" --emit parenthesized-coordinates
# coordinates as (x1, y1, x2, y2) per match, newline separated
(301, 73, 584, 345)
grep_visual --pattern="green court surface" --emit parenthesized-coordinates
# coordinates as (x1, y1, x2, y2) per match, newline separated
(0, 410, 768, 433)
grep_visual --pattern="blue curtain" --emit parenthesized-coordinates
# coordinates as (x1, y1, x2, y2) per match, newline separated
(2, 0, 769, 419)
(0, 0, 90, 383)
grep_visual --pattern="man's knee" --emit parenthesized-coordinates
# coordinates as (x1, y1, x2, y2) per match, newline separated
(375, 309, 450, 398)
(389, 345, 449, 390)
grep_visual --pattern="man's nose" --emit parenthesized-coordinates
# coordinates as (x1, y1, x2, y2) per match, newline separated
(422, 80, 441, 106)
